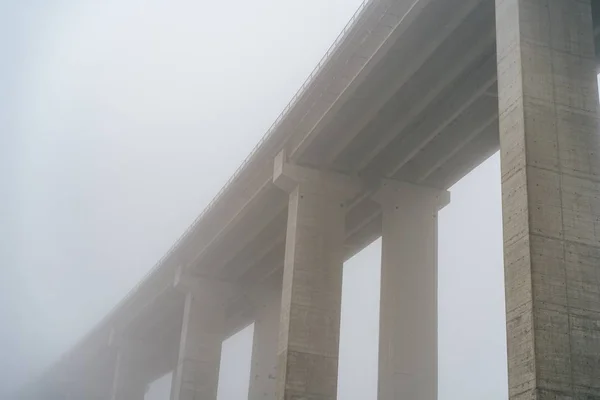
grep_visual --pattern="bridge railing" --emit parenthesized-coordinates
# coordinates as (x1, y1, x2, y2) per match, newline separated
(57, 0, 375, 366)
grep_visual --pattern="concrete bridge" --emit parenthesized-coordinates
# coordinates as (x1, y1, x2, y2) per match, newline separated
(22, 0, 600, 399)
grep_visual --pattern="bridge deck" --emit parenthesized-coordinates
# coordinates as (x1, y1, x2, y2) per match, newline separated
(40, 0, 600, 390)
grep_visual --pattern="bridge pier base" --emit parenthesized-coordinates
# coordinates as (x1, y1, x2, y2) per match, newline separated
(496, 0, 600, 398)
(373, 180, 449, 400)
(248, 284, 281, 400)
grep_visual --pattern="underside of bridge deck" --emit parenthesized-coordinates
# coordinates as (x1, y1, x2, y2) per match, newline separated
(212, 0, 600, 294)
(100, 0, 600, 351)
(215, 0, 500, 289)
(27, 0, 600, 398)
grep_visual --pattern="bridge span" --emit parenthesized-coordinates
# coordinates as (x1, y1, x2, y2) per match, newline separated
(24, 0, 600, 399)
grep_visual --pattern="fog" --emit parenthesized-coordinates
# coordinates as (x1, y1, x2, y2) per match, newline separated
(1, 1, 508, 399)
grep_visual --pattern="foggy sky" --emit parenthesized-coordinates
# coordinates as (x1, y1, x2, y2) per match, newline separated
(1, 1, 508, 399)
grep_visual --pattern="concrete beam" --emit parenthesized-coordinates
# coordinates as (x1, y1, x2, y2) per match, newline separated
(423, 119, 499, 189)
(221, 210, 287, 281)
(187, 178, 281, 273)
(394, 94, 499, 183)
(274, 150, 361, 198)
(321, 0, 485, 166)
(224, 270, 283, 340)
(290, 0, 439, 159)
(362, 50, 497, 178)
(415, 113, 498, 183)
(341, 0, 496, 173)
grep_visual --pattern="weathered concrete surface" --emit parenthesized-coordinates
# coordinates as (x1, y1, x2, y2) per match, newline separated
(29, 2, 501, 395)
(373, 181, 449, 400)
(496, 0, 600, 398)
(170, 276, 227, 400)
(273, 152, 360, 400)
(248, 284, 281, 400)
(24, 0, 600, 398)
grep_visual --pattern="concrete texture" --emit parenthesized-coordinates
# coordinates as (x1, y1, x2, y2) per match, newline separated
(248, 285, 281, 400)
(170, 286, 225, 400)
(24, 0, 600, 398)
(273, 153, 359, 400)
(496, 0, 600, 398)
(373, 180, 449, 400)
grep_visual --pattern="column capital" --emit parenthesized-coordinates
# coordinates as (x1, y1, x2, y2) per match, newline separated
(173, 266, 237, 302)
(273, 150, 362, 198)
(373, 179, 450, 211)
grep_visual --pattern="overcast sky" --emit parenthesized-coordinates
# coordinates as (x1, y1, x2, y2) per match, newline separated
(1, 1, 508, 399)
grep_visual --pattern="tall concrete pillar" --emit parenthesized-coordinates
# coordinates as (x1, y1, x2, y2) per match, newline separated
(373, 181, 449, 400)
(248, 284, 281, 400)
(110, 345, 147, 400)
(170, 270, 226, 400)
(273, 151, 360, 400)
(496, 1, 600, 398)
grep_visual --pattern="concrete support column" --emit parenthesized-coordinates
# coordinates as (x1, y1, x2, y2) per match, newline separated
(110, 346, 147, 400)
(273, 151, 360, 400)
(248, 284, 281, 400)
(496, 1, 600, 398)
(373, 180, 449, 400)
(170, 271, 227, 400)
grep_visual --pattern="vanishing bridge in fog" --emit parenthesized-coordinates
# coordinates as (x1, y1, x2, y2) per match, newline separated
(24, 0, 600, 399)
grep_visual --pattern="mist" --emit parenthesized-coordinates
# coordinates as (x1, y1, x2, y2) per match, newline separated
(2, 1, 508, 399)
